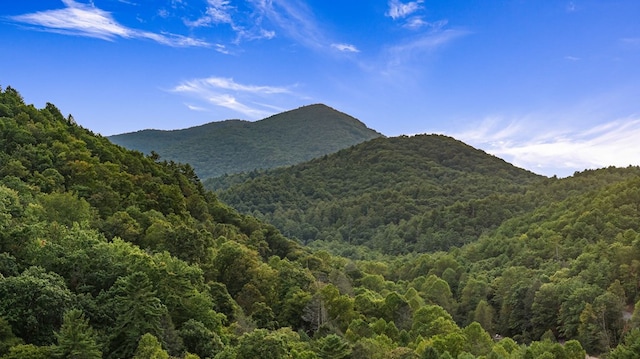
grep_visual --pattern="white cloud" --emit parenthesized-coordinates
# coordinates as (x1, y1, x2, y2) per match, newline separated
(184, 0, 234, 27)
(403, 16, 429, 29)
(453, 116, 640, 177)
(250, 0, 325, 49)
(386, 0, 424, 20)
(10, 0, 209, 47)
(385, 0, 450, 32)
(331, 43, 360, 53)
(198, 77, 290, 94)
(186, 0, 366, 52)
(214, 43, 232, 54)
(184, 0, 282, 43)
(171, 76, 295, 119)
(157, 8, 170, 18)
(185, 103, 209, 111)
(407, 18, 448, 30)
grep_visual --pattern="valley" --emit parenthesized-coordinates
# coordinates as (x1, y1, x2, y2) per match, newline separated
(0, 86, 638, 358)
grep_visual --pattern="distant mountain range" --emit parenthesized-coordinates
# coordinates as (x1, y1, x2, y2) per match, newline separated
(109, 104, 382, 179)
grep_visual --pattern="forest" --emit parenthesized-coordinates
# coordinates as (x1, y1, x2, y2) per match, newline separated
(1, 85, 639, 359)
(108, 104, 382, 179)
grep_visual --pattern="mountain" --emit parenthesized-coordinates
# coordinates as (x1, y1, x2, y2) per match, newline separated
(206, 134, 546, 254)
(2, 85, 640, 358)
(108, 104, 382, 179)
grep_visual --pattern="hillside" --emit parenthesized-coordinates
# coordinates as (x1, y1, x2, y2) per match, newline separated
(450, 166, 640, 352)
(2, 85, 640, 358)
(207, 134, 545, 253)
(109, 104, 382, 179)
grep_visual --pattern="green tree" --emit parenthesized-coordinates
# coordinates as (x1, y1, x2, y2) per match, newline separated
(577, 303, 605, 354)
(0, 267, 73, 345)
(411, 305, 458, 338)
(419, 346, 440, 359)
(54, 309, 102, 359)
(0, 317, 23, 356)
(235, 329, 289, 359)
(179, 319, 223, 359)
(463, 322, 493, 356)
(472, 300, 495, 335)
(530, 282, 562, 340)
(316, 334, 351, 359)
(422, 275, 454, 313)
(107, 272, 168, 359)
(34, 192, 93, 227)
(211, 241, 260, 297)
(132, 333, 169, 359)
(609, 329, 640, 359)
(1, 344, 53, 359)
(458, 277, 489, 326)
(563, 339, 586, 359)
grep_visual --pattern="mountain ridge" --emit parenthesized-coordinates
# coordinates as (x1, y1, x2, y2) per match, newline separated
(3, 85, 640, 357)
(109, 104, 383, 179)
(207, 133, 545, 253)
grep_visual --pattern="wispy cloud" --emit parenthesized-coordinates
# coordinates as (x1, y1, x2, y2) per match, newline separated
(384, 28, 469, 68)
(171, 76, 295, 119)
(386, 0, 444, 30)
(184, 0, 269, 43)
(185, 103, 209, 111)
(185, 0, 327, 45)
(185, 0, 234, 27)
(331, 43, 360, 53)
(214, 43, 232, 54)
(453, 116, 640, 177)
(250, 0, 325, 49)
(386, 0, 424, 20)
(9, 0, 208, 47)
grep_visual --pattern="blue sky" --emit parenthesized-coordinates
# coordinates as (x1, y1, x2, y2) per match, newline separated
(1, 0, 639, 177)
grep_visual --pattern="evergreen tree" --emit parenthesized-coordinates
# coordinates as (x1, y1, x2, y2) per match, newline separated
(317, 334, 351, 359)
(54, 309, 102, 359)
(107, 272, 168, 359)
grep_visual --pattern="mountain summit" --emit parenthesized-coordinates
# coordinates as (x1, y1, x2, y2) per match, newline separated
(108, 104, 382, 179)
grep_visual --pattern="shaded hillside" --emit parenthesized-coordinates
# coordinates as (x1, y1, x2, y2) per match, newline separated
(109, 104, 382, 179)
(207, 134, 545, 253)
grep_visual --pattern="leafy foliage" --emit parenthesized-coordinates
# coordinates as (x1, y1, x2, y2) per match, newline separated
(209, 134, 543, 253)
(1, 85, 638, 358)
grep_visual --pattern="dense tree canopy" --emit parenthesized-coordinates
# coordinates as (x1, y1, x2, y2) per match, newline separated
(1, 85, 638, 358)
(109, 104, 382, 179)
(208, 134, 545, 253)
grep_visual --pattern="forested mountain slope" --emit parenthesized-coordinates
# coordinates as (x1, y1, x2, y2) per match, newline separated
(2, 85, 640, 358)
(0, 86, 307, 358)
(207, 134, 545, 253)
(109, 104, 382, 179)
(449, 166, 640, 353)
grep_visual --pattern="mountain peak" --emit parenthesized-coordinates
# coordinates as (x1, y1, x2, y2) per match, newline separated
(109, 104, 382, 179)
